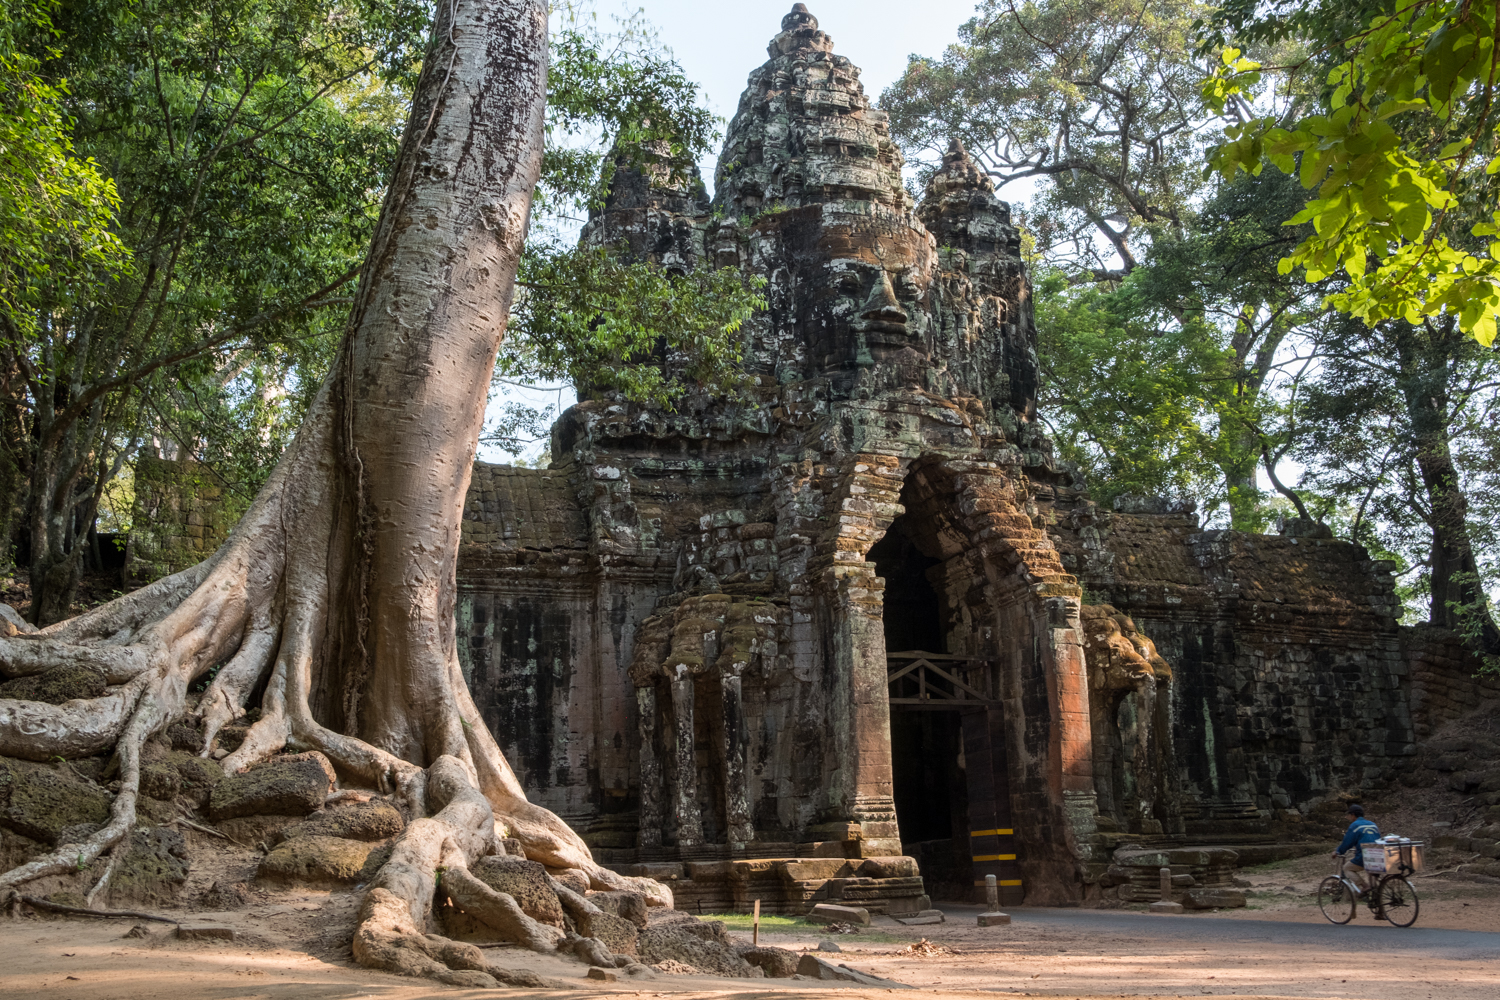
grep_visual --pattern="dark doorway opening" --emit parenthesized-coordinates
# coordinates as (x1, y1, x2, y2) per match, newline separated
(872, 513, 972, 899)
(868, 519, 943, 655)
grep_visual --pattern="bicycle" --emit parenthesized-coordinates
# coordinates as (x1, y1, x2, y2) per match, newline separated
(1317, 849, 1421, 927)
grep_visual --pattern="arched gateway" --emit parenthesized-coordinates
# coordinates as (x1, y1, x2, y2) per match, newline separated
(453, 6, 1414, 911)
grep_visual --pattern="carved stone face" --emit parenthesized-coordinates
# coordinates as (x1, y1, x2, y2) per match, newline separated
(789, 213, 935, 379)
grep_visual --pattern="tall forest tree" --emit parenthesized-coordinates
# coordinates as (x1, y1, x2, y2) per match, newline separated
(0, 0, 427, 624)
(883, 0, 1224, 279)
(1203, 0, 1500, 651)
(0, 0, 691, 982)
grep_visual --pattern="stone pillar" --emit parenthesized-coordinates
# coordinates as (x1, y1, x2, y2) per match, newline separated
(636, 683, 663, 849)
(720, 662, 755, 848)
(820, 456, 906, 856)
(669, 664, 703, 847)
(1045, 595, 1099, 865)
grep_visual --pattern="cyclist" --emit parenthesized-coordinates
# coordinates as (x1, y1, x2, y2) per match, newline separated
(1332, 804, 1381, 898)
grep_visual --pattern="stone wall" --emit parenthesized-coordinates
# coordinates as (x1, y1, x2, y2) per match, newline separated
(125, 455, 233, 583)
(1403, 625, 1500, 735)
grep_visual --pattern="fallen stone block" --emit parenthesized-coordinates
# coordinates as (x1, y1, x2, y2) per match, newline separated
(177, 925, 236, 941)
(739, 945, 799, 978)
(806, 902, 870, 925)
(586, 966, 617, 982)
(208, 751, 334, 820)
(0, 757, 112, 844)
(895, 909, 945, 925)
(795, 953, 912, 988)
(977, 911, 1010, 926)
(1183, 888, 1247, 910)
(470, 856, 565, 928)
(282, 799, 404, 843)
(256, 835, 388, 885)
(586, 888, 649, 928)
(1148, 899, 1185, 914)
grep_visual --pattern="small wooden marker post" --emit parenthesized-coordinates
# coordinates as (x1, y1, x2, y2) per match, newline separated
(753, 899, 760, 946)
(978, 874, 1011, 926)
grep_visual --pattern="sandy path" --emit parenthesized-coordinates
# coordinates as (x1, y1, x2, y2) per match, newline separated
(3, 877, 1497, 1000)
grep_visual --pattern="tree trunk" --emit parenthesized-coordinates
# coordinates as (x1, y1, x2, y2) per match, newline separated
(26, 441, 84, 625)
(1396, 323, 1500, 654)
(0, 0, 667, 982)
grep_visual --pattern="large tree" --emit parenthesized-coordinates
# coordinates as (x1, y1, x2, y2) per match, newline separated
(884, 0, 1224, 280)
(1, 0, 424, 624)
(0, 0, 668, 984)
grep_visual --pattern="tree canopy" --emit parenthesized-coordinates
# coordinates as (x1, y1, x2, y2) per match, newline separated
(1204, 0, 1500, 347)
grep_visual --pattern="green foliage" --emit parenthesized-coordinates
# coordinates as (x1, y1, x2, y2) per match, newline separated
(486, 6, 761, 457)
(1205, 0, 1500, 346)
(502, 242, 763, 411)
(0, 0, 426, 613)
(884, 0, 1222, 277)
(541, 12, 718, 217)
(0, 0, 128, 337)
(1036, 270, 1224, 508)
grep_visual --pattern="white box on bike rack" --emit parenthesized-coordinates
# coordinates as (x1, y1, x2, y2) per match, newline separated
(1363, 839, 1424, 874)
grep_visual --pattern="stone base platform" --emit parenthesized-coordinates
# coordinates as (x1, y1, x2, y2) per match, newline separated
(606, 856, 929, 916)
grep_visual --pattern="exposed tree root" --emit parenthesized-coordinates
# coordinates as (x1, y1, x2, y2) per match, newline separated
(0, 0, 668, 987)
(1, 889, 177, 923)
(83, 840, 127, 908)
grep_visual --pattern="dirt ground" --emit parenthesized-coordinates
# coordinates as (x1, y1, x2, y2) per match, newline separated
(4, 852, 1497, 1000)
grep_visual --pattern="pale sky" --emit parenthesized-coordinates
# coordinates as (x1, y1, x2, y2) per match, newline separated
(628, 0, 984, 188)
(481, 0, 988, 462)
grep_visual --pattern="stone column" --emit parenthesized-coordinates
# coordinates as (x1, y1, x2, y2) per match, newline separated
(819, 456, 907, 857)
(635, 683, 663, 849)
(669, 664, 703, 847)
(720, 661, 755, 848)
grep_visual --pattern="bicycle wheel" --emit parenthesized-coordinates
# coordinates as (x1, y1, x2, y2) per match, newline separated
(1318, 876, 1356, 924)
(1376, 876, 1420, 927)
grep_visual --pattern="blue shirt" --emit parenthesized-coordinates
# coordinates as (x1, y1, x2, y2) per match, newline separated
(1337, 817, 1381, 856)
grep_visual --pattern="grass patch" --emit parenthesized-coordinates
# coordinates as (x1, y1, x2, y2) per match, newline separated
(700, 912, 807, 932)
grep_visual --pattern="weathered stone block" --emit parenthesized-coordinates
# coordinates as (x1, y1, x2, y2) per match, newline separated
(0, 757, 111, 844)
(256, 835, 389, 885)
(470, 855, 565, 928)
(1183, 888, 1247, 909)
(795, 954, 911, 988)
(208, 751, 334, 820)
(110, 826, 191, 907)
(284, 799, 404, 843)
(806, 902, 869, 925)
(586, 889, 648, 928)
(580, 909, 639, 956)
(739, 945, 799, 977)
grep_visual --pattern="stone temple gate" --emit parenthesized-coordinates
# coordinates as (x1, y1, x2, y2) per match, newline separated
(443, 6, 1415, 910)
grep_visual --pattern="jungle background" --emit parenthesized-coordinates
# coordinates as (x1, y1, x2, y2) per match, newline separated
(1, 0, 1497, 661)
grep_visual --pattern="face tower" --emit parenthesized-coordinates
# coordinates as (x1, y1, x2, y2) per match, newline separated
(452, 6, 1412, 913)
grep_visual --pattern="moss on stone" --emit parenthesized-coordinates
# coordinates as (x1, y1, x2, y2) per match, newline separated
(208, 751, 333, 820)
(256, 835, 390, 885)
(0, 665, 107, 704)
(109, 826, 190, 907)
(0, 757, 112, 844)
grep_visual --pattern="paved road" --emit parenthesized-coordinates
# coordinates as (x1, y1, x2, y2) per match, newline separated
(933, 902, 1500, 960)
